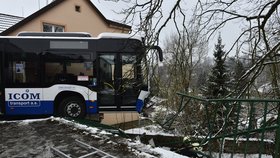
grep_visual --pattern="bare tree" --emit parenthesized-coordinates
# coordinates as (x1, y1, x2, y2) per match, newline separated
(154, 13, 208, 134)
(107, 0, 279, 97)
(195, 0, 280, 97)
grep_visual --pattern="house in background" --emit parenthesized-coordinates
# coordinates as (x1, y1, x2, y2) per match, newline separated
(0, 13, 23, 33)
(0, 0, 141, 125)
(0, 0, 131, 36)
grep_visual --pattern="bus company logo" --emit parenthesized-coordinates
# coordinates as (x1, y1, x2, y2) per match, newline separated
(7, 89, 41, 107)
(8, 89, 40, 101)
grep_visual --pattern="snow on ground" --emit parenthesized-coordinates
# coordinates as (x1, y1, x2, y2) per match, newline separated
(128, 140, 188, 158)
(224, 137, 274, 143)
(54, 117, 189, 157)
(125, 124, 177, 136)
(124, 118, 274, 158)
(258, 83, 272, 94)
(210, 153, 272, 158)
(2, 117, 273, 158)
(152, 147, 189, 158)
(0, 117, 189, 158)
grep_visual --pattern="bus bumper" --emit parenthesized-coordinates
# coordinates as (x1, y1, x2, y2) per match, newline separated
(85, 100, 98, 114)
(136, 90, 150, 113)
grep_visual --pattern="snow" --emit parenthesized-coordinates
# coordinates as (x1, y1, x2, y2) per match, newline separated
(152, 147, 189, 158)
(0, 117, 188, 158)
(1, 117, 275, 158)
(51, 117, 103, 134)
(98, 32, 142, 41)
(124, 117, 275, 158)
(258, 83, 272, 93)
(128, 140, 189, 158)
(0, 117, 50, 124)
(224, 137, 274, 143)
(56, 117, 189, 157)
(125, 124, 177, 136)
(209, 153, 272, 158)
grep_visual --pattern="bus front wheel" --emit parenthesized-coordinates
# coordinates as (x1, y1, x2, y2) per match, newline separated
(58, 97, 86, 118)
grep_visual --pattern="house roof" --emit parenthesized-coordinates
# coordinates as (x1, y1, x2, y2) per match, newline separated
(0, 13, 24, 33)
(0, 0, 131, 35)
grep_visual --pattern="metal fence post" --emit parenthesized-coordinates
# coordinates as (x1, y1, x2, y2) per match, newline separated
(274, 105, 280, 158)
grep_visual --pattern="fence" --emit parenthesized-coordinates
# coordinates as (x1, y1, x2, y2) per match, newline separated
(162, 93, 280, 158)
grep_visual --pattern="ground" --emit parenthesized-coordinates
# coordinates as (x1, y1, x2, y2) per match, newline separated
(0, 117, 188, 158)
(0, 117, 275, 158)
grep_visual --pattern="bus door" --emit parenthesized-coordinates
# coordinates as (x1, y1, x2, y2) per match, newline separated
(98, 54, 139, 111)
(119, 54, 140, 110)
(98, 54, 116, 110)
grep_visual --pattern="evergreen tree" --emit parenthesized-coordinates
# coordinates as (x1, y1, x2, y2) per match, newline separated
(205, 34, 229, 99)
(203, 34, 233, 133)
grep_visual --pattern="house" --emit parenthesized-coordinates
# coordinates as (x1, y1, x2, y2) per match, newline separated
(0, 0, 131, 36)
(0, 13, 23, 33)
(0, 0, 140, 125)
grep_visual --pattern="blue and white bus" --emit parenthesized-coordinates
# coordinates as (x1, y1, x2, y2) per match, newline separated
(0, 32, 162, 118)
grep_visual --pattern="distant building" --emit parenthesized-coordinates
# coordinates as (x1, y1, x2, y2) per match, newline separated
(0, 0, 131, 36)
(0, 13, 23, 33)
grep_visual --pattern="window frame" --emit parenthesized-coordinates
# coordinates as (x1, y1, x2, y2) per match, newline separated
(43, 23, 65, 32)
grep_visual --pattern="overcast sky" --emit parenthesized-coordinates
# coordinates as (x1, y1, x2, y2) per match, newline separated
(0, 0, 49, 17)
(0, 0, 121, 19)
(0, 0, 239, 56)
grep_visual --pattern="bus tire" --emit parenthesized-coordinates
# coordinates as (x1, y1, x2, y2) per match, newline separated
(58, 97, 86, 118)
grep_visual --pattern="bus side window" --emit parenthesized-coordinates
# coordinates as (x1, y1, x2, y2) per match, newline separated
(44, 53, 93, 84)
(122, 55, 137, 80)
(6, 52, 40, 85)
(67, 62, 93, 78)
(99, 55, 115, 90)
(45, 62, 64, 83)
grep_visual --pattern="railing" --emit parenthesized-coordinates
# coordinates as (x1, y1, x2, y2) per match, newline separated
(163, 93, 280, 158)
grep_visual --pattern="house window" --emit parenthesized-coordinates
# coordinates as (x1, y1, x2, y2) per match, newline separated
(43, 23, 64, 32)
(75, 5, 81, 12)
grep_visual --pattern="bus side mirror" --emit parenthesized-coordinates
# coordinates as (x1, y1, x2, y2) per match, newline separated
(150, 46, 163, 62)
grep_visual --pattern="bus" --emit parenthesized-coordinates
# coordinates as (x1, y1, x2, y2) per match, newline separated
(0, 32, 162, 119)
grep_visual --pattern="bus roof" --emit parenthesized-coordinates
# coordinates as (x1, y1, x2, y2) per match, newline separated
(0, 32, 143, 41)
(97, 33, 142, 41)
(17, 32, 92, 37)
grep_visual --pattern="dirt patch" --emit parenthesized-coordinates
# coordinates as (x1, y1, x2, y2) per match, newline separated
(0, 118, 147, 158)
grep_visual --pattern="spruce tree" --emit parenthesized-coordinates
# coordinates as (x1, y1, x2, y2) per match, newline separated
(206, 34, 229, 99)
(203, 34, 233, 133)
